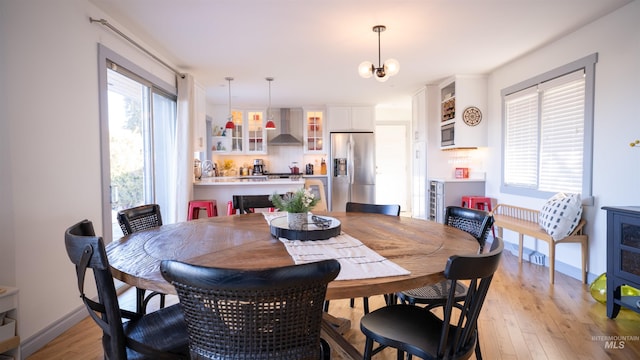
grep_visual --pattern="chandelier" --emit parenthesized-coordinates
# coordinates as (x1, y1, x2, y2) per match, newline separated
(358, 25, 399, 82)
(224, 77, 235, 129)
(265, 77, 276, 130)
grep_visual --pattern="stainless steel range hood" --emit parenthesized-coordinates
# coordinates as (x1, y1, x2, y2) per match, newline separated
(269, 108, 302, 146)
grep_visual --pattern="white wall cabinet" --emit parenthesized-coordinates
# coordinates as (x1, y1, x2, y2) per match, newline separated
(193, 82, 207, 152)
(0, 287, 19, 359)
(327, 106, 374, 132)
(303, 109, 326, 154)
(439, 75, 488, 149)
(245, 110, 267, 154)
(411, 87, 428, 219)
(212, 109, 267, 155)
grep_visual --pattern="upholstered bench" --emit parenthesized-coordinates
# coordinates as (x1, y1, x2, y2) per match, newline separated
(492, 204, 588, 284)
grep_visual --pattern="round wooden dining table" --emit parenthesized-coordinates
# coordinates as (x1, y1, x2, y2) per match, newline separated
(106, 212, 478, 359)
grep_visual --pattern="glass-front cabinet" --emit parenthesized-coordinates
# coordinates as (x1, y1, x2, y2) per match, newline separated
(247, 110, 266, 153)
(229, 110, 244, 153)
(211, 109, 267, 155)
(304, 109, 325, 153)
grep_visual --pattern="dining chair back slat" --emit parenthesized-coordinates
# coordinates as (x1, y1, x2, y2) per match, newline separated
(346, 202, 401, 216)
(232, 195, 276, 214)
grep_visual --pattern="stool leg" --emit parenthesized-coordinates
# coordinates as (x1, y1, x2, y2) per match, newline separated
(205, 203, 214, 217)
(187, 204, 197, 220)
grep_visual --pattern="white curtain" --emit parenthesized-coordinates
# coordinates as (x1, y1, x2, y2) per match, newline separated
(174, 74, 195, 222)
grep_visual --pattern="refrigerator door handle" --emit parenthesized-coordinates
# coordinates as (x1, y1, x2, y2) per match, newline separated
(348, 135, 355, 185)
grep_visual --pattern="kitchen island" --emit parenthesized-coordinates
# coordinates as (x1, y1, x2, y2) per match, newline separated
(194, 176, 305, 215)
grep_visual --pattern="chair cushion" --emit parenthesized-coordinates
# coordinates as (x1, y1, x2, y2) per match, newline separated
(538, 192, 583, 241)
(123, 304, 189, 359)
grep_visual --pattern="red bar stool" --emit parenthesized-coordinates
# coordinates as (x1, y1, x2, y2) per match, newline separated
(461, 196, 493, 212)
(461, 196, 495, 239)
(188, 200, 218, 220)
(227, 200, 237, 215)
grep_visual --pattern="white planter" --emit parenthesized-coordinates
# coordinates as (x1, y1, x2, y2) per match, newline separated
(287, 212, 307, 230)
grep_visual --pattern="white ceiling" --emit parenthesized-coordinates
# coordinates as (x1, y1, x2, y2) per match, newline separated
(89, 0, 632, 109)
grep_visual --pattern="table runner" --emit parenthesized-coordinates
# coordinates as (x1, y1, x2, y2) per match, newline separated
(264, 212, 410, 281)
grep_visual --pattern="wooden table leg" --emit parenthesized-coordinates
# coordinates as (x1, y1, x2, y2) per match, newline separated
(321, 313, 362, 360)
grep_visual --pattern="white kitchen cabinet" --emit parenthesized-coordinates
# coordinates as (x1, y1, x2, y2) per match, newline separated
(327, 106, 374, 132)
(439, 75, 487, 149)
(193, 82, 207, 152)
(411, 87, 428, 219)
(213, 109, 267, 155)
(412, 141, 427, 219)
(0, 286, 19, 359)
(412, 87, 427, 142)
(303, 109, 326, 154)
(428, 179, 485, 223)
(245, 110, 267, 153)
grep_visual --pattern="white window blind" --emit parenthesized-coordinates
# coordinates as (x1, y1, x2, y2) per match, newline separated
(503, 70, 585, 194)
(539, 71, 585, 193)
(504, 88, 538, 188)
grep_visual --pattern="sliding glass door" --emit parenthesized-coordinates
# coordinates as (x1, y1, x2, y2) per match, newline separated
(100, 50, 177, 242)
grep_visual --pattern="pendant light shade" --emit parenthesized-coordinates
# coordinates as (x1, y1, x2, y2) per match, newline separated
(265, 77, 276, 130)
(224, 77, 235, 130)
(358, 25, 399, 81)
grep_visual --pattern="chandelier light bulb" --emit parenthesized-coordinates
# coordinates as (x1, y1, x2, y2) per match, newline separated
(385, 58, 400, 76)
(358, 61, 374, 78)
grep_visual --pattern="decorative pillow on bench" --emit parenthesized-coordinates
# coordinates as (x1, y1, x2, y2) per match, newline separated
(538, 192, 583, 241)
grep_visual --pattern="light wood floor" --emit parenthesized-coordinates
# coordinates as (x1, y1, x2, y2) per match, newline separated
(28, 250, 640, 359)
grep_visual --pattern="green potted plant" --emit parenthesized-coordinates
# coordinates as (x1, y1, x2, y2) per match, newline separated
(269, 189, 319, 230)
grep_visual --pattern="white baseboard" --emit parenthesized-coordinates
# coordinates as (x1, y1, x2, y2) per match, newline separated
(19, 305, 88, 359)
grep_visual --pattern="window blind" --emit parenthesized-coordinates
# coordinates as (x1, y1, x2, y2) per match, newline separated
(503, 70, 585, 194)
(504, 88, 538, 188)
(539, 71, 585, 193)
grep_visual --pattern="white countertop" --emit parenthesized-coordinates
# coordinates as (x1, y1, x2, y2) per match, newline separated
(195, 176, 306, 186)
(430, 178, 486, 183)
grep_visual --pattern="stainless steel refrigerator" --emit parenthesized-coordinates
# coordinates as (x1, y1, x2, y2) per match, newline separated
(329, 132, 376, 211)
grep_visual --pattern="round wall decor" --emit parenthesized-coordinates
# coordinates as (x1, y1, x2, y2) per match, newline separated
(462, 106, 482, 126)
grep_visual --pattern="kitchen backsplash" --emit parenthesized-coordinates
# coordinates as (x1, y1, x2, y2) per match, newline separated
(445, 148, 487, 179)
(210, 147, 326, 175)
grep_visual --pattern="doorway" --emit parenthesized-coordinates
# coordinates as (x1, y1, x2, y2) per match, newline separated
(375, 123, 410, 213)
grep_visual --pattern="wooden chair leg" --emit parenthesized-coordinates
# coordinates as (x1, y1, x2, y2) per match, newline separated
(549, 242, 556, 284)
(518, 234, 524, 263)
(581, 236, 588, 284)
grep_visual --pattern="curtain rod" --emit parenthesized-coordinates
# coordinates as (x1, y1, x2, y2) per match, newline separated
(90, 17, 185, 79)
